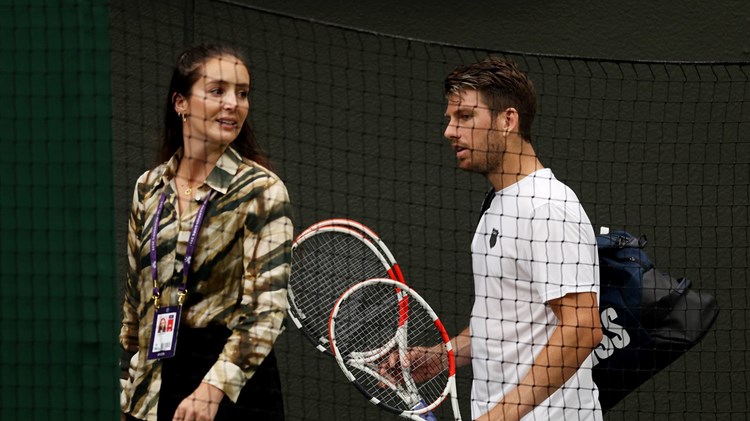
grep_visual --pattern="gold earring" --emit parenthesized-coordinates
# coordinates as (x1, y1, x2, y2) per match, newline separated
(178, 112, 187, 122)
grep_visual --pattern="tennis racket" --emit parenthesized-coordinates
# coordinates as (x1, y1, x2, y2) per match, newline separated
(287, 219, 405, 355)
(329, 278, 462, 421)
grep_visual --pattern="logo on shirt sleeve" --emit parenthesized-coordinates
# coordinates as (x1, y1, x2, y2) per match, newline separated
(489, 228, 499, 248)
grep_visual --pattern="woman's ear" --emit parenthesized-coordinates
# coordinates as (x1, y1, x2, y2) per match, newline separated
(173, 92, 188, 115)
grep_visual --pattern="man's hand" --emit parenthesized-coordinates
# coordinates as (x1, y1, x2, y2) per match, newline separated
(172, 382, 225, 421)
(378, 344, 447, 385)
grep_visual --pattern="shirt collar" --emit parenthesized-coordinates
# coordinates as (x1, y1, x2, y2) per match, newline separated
(160, 151, 181, 189)
(205, 146, 242, 195)
(160, 146, 243, 197)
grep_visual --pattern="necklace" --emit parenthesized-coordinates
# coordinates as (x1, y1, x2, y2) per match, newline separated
(178, 159, 209, 197)
(178, 172, 198, 197)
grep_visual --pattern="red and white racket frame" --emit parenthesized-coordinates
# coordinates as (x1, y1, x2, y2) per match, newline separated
(287, 218, 407, 355)
(328, 277, 461, 421)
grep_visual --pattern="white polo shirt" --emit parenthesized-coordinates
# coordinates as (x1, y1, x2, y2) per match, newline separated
(470, 169, 602, 420)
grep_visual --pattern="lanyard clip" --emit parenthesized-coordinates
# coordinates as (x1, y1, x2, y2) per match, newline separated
(177, 285, 188, 306)
(152, 287, 161, 309)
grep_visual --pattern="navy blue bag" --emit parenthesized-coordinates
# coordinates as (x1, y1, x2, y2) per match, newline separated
(591, 230, 720, 412)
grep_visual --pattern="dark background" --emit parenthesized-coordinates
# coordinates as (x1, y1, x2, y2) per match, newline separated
(241, 0, 750, 62)
(2, 0, 747, 419)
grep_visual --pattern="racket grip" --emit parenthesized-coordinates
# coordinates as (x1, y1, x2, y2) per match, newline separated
(412, 400, 437, 421)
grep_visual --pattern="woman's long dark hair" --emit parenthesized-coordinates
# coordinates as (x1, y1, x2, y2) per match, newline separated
(159, 43, 270, 168)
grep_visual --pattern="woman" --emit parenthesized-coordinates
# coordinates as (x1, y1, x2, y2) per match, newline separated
(120, 44, 292, 421)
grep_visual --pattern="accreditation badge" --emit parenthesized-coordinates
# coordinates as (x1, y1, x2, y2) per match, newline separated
(147, 305, 182, 360)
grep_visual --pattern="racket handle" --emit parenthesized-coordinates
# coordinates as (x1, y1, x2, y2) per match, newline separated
(412, 400, 437, 421)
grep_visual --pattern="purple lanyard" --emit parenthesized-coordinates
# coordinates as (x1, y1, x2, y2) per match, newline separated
(150, 189, 214, 308)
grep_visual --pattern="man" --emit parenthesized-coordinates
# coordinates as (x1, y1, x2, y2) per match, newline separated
(441, 57, 603, 420)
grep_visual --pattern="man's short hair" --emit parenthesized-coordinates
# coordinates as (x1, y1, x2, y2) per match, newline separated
(444, 57, 537, 142)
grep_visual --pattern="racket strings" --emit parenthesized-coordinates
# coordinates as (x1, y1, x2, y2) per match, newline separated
(333, 282, 450, 411)
(290, 231, 391, 344)
(335, 286, 401, 355)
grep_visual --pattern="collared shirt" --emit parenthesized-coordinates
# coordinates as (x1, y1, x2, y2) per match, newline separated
(119, 146, 293, 420)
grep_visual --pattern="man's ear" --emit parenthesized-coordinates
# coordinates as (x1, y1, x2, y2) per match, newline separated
(498, 107, 519, 137)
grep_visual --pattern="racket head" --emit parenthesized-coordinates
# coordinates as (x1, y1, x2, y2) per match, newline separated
(287, 220, 402, 355)
(299, 218, 404, 281)
(328, 278, 458, 419)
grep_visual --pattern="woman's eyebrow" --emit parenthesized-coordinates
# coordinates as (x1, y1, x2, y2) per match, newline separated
(203, 77, 250, 88)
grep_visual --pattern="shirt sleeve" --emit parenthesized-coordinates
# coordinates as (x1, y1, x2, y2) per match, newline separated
(529, 201, 599, 303)
(202, 176, 293, 402)
(119, 182, 143, 409)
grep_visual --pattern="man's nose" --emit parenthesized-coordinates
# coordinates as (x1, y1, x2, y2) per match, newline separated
(444, 120, 458, 140)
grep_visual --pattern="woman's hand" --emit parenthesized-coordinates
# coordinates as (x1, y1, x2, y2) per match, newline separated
(172, 382, 225, 421)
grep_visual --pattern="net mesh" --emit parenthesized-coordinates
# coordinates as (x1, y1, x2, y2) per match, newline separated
(110, 3, 750, 417)
(2, 0, 748, 419)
